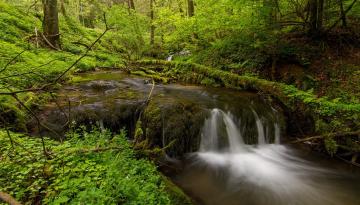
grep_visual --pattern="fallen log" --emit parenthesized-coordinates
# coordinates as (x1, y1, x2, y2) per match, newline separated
(291, 130, 360, 144)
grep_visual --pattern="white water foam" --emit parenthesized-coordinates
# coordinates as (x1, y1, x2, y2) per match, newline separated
(194, 108, 348, 205)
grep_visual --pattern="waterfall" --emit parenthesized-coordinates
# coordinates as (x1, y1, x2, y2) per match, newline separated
(200, 109, 221, 151)
(200, 108, 277, 152)
(222, 111, 244, 152)
(274, 122, 280, 144)
(194, 108, 345, 205)
(252, 109, 266, 145)
(166, 54, 173, 61)
(200, 109, 245, 152)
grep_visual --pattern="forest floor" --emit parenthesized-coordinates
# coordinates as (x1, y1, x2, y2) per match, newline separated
(0, 1, 359, 204)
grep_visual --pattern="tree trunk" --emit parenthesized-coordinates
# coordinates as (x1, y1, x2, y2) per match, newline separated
(128, 0, 135, 10)
(60, 0, 66, 16)
(318, 0, 324, 29)
(150, 0, 155, 47)
(187, 0, 194, 17)
(309, 0, 318, 33)
(308, 0, 324, 35)
(339, 0, 347, 27)
(42, 0, 60, 49)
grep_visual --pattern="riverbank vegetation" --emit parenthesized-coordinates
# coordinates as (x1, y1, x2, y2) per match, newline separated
(0, 0, 359, 204)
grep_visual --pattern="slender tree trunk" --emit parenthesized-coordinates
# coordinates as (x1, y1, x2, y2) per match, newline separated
(150, 0, 155, 46)
(128, 0, 135, 10)
(60, 0, 66, 16)
(187, 0, 194, 17)
(79, 0, 84, 26)
(42, 0, 60, 49)
(339, 0, 347, 27)
(178, 0, 184, 16)
(318, 0, 324, 29)
(309, 0, 318, 33)
(308, 0, 324, 35)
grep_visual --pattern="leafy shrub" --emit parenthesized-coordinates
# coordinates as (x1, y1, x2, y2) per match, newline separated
(0, 129, 175, 204)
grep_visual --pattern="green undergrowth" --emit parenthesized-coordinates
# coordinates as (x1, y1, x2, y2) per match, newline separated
(0, 1, 123, 89)
(133, 60, 360, 134)
(0, 1, 124, 130)
(0, 128, 190, 205)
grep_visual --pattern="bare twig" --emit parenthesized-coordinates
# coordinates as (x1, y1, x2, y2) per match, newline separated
(54, 27, 111, 83)
(11, 93, 62, 156)
(145, 79, 155, 105)
(39, 32, 61, 51)
(0, 116, 15, 149)
(0, 50, 27, 74)
(0, 25, 110, 95)
(325, 0, 358, 33)
(71, 41, 91, 50)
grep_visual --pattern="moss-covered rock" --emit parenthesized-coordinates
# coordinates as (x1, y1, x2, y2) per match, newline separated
(131, 60, 360, 153)
(140, 100, 207, 157)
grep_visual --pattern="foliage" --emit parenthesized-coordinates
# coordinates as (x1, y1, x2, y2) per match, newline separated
(324, 137, 338, 156)
(0, 128, 181, 204)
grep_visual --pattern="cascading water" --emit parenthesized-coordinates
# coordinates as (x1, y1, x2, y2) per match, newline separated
(178, 108, 360, 205)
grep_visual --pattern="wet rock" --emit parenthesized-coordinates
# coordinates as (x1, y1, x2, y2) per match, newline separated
(80, 80, 121, 91)
(140, 101, 208, 158)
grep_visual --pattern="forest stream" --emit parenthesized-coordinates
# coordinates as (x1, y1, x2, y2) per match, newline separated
(37, 71, 360, 205)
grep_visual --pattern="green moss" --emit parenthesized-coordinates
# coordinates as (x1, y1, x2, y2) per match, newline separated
(134, 60, 360, 137)
(130, 70, 170, 84)
(134, 120, 144, 142)
(141, 101, 162, 148)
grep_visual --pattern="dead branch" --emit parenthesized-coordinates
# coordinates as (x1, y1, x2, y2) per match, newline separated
(291, 130, 360, 143)
(0, 192, 22, 205)
(336, 155, 360, 168)
(11, 93, 63, 156)
(49, 92, 70, 138)
(325, 0, 358, 33)
(145, 79, 155, 105)
(0, 23, 111, 95)
(0, 116, 14, 149)
(0, 50, 27, 74)
(0, 55, 73, 81)
(39, 32, 61, 51)
(71, 41, 91, 50)
(54, 27, 111, 83)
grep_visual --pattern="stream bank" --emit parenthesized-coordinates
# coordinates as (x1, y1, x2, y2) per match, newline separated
(29, 70, 360, 205)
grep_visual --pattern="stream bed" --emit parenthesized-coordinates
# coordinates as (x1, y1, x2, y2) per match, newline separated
(36, 71, 360, 205)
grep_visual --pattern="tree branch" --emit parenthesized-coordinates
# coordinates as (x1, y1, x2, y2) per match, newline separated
(0, 23, 111, 95)
(54, 27, 111, 83)
(325, 0, 358, 33)
(0, 50, 27, 74)
(291, 130, 360, 143)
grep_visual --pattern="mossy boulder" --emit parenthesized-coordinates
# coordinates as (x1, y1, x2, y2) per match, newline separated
(140, 100, 208, 157)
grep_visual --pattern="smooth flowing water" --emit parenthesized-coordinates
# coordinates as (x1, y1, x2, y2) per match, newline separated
(174, 108, 360, 205)
(41, 71, 360, 205)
